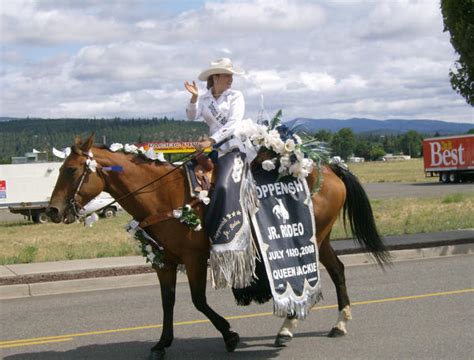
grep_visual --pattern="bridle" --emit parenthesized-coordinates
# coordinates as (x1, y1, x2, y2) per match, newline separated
(69, 150, 98, 220)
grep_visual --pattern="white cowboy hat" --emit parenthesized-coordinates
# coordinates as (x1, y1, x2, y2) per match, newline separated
(198, 58, 244, 81)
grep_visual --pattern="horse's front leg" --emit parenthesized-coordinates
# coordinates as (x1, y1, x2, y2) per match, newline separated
(185, 254, 240, 352)
(150, 263, 178, 360)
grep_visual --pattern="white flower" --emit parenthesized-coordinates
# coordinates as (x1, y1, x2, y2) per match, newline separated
(194, 224, 202, 231)
(173, 209, 183, 218)
(234, 119, 258, 141)
(145, 148, 159, 160)
(156, 152, 165, 162)
(109, 143, 124, 152)
(264, 130, 285, 154)
(301, 158, 314, 171)
(86, 158, 97, 172)
(147, 253, 156, 262)
(262, 159, 276, 171)
(84, 213, 99, 227)
(278, 165, 289, 176)
(198, 190, 210, 205)
(124, 144, 138, 153)
(138, 146, 146, 154)
(184, 204, 192, 211)
(145, 245, 152, 254)
(294, 149, 304, 161)
(284, 139, 296, 153)
(293, 134, 302, 144)
(280, 154, 291, 167)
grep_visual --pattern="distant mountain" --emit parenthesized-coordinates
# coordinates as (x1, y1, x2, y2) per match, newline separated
(284, 118, 473, 136)
(0, 117, 18, 122)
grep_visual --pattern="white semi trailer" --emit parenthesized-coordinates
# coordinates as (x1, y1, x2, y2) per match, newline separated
(0, 162, 121, 223)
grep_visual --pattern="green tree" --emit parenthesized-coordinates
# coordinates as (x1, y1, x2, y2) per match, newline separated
(354, 140, 371, 159)
(400, 130, 423, 157)
(331, 128, 356, 160)
(314, 129, 332, 142)
(467, 128, 474, 134)
(368, 144, 386, 161)
(440, 0, 474, 105)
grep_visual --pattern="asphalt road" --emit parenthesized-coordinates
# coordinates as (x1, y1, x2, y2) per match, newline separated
(1, 255, 473, 360)
(1, 182, 473, 222)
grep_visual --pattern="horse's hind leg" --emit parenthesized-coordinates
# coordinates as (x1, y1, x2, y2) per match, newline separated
(275, 315, 298, 347)
(185, 255, 240, 352)
(319, 237, 352, 337)
(150, 264, 178, 359)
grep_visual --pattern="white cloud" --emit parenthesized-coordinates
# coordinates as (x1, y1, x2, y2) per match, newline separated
(0, 0, 129, 45)
(203, 0, 325, 31)
(299, 72, 336, 92)
(0, 0, 472, 123)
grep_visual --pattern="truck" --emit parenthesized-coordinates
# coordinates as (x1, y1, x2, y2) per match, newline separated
(423, 134, 474, 183)
(0, 162, 122, 223)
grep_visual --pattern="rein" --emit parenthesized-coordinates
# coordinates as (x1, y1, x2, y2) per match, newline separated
(75, 150, 205, 220)
(73, 137, 231, 222)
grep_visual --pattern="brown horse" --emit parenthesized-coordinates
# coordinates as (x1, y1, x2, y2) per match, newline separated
(46, 135, 390, 359)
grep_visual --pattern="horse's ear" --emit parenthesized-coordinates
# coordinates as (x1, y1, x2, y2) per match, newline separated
(81, 134, 95, 152)
(72, 136, 82, 155)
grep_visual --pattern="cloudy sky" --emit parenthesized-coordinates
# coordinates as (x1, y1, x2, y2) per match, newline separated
(1, 0, 472, 123)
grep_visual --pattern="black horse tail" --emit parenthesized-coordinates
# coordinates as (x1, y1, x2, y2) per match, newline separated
(330, 163, 392, 267)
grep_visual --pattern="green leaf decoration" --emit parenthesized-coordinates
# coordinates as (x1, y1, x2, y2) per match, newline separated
(269, 109, 283, 129)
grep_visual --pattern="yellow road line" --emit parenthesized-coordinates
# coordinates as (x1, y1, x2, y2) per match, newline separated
(0, 338, 73, 349)
(350, 288, 474, 306)
(2, 288, 472, 349)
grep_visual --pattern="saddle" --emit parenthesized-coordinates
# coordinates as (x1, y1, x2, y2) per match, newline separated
(184, 154, 216, 196)
(139, 155, 215, 229)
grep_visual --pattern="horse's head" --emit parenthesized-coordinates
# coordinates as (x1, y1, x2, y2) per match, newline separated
(46, 135, 105, 223)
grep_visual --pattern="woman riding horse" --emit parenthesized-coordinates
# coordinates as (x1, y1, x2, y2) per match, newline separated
(185, 58, 259, 289)
(46, 60, 390, 358)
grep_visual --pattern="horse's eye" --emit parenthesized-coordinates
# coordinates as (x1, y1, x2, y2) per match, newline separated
(66, 167, 77, 176)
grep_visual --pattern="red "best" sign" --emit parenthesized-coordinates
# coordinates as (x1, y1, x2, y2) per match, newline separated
(428, 142, 465, 167)
(423, 135, 474, 171)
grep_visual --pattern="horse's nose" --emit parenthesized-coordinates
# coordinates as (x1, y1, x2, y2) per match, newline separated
(46, 206, 61, 223)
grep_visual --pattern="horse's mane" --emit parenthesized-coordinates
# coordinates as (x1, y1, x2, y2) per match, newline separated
(91, 144, 171, 166)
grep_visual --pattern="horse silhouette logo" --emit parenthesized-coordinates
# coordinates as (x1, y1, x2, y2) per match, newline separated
(272, 198, 290, 223)
(232, 156, 244, 183)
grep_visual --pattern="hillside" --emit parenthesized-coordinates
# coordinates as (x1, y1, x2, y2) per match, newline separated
(0, 118, 209, 163)
(284, 118, 473, 135)
(1, 117, 472, 164)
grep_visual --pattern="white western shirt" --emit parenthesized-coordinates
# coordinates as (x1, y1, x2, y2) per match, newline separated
(186, 88, 245, 144)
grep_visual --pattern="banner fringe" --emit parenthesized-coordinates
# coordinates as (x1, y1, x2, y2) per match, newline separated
(210, 239, 256, 288)
(273, 284, 323, 320)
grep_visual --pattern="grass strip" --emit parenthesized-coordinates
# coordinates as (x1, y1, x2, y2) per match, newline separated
(1, 192, 472, 264)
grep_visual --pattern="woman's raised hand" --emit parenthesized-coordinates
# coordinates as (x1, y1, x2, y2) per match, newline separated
(184, 80, 198, 96)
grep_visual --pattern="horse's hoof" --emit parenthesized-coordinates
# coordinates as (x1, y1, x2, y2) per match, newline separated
(224, 331, 240, 352)
(149, 348, 166, 360)
(152, 338, 173, 349)
(274, 334, 292, 347)
(328, 327, 346, 338)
